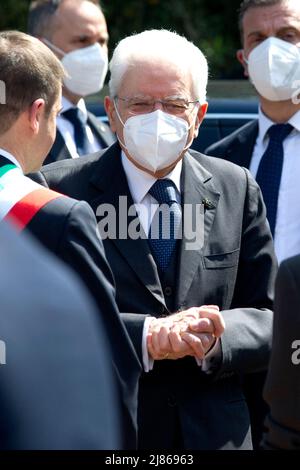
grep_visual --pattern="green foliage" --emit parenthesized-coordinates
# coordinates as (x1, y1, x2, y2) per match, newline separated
(0, 0, 244, 78)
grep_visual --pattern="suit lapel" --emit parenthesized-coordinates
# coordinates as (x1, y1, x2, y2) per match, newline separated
(89, 144, 166, 308)
(227, 120, 258, 168)
(176, 152, 220, 307)
(87, 112, 116, 147)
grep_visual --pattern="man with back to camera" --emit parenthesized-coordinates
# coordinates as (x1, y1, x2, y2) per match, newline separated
(0, 30, 140, 449)
(31, 29, 277, 450)
(28, 0, 116, 164)
(0, 221, 120, 450)
(262, 254, 300, 450)
(206, 0, 300, 446)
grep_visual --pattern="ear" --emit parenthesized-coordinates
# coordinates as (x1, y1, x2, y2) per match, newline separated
(193, 102, 208, 138)
(104, 96, 118, 133)
(236, 49, 249, 78)
(28, 99, 46, 135)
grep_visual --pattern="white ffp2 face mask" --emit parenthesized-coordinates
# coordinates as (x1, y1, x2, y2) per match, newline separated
(115, 106, 193, 173)
(43, 39, 108, 97)
(247, 37, 300, 101)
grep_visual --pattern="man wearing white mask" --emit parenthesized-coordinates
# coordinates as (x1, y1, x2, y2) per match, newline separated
(207, 0, 300, 265)
(28, 0, 116, 164)
(31, 29, 276, 450)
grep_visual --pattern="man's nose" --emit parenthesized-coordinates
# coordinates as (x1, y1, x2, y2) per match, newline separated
(153, 100, 164, 111)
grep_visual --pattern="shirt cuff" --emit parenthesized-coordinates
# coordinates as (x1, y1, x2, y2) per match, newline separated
(142, 316, 155, 372)
(195, 338, 222, 373)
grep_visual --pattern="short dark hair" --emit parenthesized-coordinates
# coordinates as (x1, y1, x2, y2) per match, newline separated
(28, 0, 101, 38)
(238, 0, 285, 40)
(0, 31, 65, 135)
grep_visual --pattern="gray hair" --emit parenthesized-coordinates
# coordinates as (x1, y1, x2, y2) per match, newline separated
(108, 29, 208, 104)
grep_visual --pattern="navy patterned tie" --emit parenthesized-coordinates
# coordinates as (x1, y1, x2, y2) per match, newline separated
(148, 179, 182, 273)
(256, 123, 293, 236)
(62, 108, 93, 156)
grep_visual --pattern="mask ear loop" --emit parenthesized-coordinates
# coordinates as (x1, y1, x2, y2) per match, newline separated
(42, 38, 66, 57)
(181, 102, 201, 153)
(113, 99, 130, 152)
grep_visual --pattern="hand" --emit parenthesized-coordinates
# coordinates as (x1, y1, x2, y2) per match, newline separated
(147, 319, 214, 360)
(147, 305, 224, 360)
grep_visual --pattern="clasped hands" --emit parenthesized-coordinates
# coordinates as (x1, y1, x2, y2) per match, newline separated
(147, 306, 225, 361)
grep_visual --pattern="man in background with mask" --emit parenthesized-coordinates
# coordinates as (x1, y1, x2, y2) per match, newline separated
(206, 0, 300, 448)
(31, 29, 276, 450)
(28, 0, 116, 165)
(207, 0, 300, 264)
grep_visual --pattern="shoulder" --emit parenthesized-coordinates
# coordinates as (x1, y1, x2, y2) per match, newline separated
(205, 119, 258, 156)
(278, 255, 300, 286)
(188, 148, 251, 183)
(41, 151, 104, 177)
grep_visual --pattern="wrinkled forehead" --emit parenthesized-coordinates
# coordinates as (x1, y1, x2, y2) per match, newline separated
(118, 58, 194, 98)
(242, 0, 300, 38)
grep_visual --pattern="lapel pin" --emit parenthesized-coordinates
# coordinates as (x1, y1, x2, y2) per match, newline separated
(202, 198, 214, 209)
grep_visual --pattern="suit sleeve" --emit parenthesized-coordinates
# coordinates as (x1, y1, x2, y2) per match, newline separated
(262, 259, 300, 449)
(55, 200, 141, 368)
(217, 168, 277, 376)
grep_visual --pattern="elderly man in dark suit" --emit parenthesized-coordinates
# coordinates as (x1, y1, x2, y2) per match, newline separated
(0, 30, 140, 449)
(0, 221, 120, 449)
(262, 255, 300, 450)
(28, 0, 115, 164)
(31, 29, 277, 450)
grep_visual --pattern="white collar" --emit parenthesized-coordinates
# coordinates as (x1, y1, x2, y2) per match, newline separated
(61, 96, 88, 121)
(258, 106, 300, 141)
(0, 148, 23, 172)
(121, 151, 182, 204)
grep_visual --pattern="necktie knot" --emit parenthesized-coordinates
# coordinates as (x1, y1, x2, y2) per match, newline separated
(267, 123, 293, 143)
(148, 179, 178, 205)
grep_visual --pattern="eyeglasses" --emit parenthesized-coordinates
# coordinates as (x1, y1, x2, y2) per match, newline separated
(115, 96, 199, 116)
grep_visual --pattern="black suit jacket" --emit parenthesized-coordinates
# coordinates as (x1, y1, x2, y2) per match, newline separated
(2, 159, 140, 449)
(44, 110, 116, 165)
(0, 221, 120, 449)
(262, 255, 300, 450)
(31, 142, 276, 450)
(205, 120, 259, 168)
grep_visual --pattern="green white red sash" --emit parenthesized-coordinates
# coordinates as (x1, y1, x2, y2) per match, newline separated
(0, 160, 62, 231)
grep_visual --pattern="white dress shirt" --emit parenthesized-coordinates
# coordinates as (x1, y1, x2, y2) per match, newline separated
(121, 152, 220, 372)
(56, 96, 102, 159)
(250, 108, 300, 263)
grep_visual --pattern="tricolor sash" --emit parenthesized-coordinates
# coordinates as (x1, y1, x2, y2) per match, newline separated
(0, 156, 63, 231)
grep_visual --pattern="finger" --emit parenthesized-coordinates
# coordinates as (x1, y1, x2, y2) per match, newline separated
(157, 325, 172, 354)
(198, 307, 225, 337)
(151, 328, 163, 356)
(181, 332, 205, 359)
(188, 317, 215, 334)
(169, 325, 192, 354)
